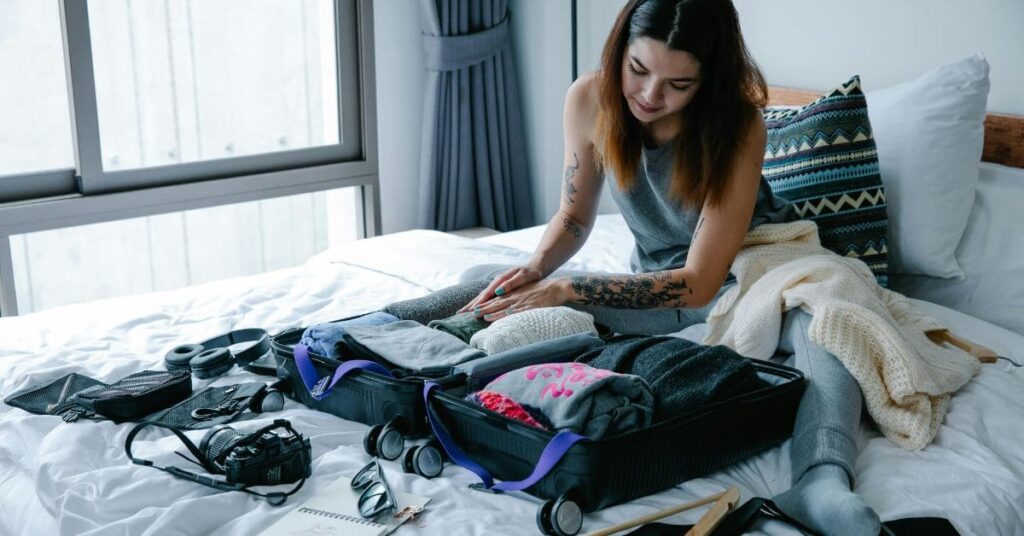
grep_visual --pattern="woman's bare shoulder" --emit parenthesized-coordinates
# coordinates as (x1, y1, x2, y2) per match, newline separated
(565, 71, 601, 137)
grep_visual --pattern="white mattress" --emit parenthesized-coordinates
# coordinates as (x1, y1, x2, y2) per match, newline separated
(1, 220, 1022, 536)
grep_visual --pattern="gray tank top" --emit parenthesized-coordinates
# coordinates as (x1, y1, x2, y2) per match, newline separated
(608, 143, 795, 274)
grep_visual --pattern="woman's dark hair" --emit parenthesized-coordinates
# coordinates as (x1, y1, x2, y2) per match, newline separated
(593, 0, 768, 208)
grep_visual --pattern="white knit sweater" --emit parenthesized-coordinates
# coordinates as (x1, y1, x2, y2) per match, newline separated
(703, 220, 979, 450)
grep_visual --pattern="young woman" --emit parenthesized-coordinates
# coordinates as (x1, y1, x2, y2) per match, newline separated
(459, 1, 879, 534)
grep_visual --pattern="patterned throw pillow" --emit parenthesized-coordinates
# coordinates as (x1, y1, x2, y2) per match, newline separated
(762, 76, 889, 286)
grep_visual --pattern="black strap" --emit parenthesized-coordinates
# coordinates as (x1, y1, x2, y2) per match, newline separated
(124, 420, 305, 505)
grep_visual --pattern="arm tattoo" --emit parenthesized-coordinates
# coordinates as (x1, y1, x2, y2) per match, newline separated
(562, 152, 580, 204)
(569, 272, 695, 309)
(563, 217, 583, 239)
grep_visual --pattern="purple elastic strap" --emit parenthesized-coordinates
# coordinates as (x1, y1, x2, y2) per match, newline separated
(423, 382, 587, 492)
(293, 343, 392, 400)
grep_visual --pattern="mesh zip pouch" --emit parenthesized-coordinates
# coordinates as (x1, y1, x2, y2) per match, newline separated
(74, 370, 192, 423)
(4, 373, 109, 421)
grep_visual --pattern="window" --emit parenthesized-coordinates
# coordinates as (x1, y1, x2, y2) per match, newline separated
(88, 0, 340, 171)
(0, 1, 75, 181)
(0, 0, 378, 316)
(11, 187, 360, 314)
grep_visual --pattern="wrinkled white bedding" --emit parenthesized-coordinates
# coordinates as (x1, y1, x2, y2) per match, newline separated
(1, 223, 1022, 536)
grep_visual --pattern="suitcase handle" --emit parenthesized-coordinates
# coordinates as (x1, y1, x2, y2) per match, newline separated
(293, 343, 392, 400)
(422, 381, 587, 492)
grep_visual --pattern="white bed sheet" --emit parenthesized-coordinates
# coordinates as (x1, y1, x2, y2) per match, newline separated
(0, 223, 1022, 536)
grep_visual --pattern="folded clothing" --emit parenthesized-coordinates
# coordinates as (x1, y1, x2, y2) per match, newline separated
(454, 332, 606, 390)
(342, 320, 486, 372)
(575, 335, 767, 419)
(466, 390, 553, 430)
(482, 362, 654, 439)
(299, 311, 399, 359)
(470, 306, 598, 355)
(427, 311, 489, 343)
(382, 279, 490, 325)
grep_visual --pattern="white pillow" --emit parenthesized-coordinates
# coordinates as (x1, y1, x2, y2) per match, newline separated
(865, 53, 990, 278)
(889, 162, 1024, 336)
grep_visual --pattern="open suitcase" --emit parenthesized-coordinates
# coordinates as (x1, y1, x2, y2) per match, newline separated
(424, 359, 805, 535)
(271, 316, 606, 439)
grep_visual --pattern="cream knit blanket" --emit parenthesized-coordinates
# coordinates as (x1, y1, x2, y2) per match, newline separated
(703, 220, 979, 450)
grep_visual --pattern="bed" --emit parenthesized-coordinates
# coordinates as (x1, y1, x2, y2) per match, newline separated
(1, 205, 1022, 535)
(3, 80, 1024, 534)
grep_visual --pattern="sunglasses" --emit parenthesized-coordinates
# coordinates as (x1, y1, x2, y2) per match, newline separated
(351, 458, 397, 519)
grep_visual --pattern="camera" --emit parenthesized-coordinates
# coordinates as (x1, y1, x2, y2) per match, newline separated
(199, 420, 312, 486)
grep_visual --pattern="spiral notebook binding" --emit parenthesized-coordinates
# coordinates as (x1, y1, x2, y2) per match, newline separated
(297, 507, 384, 527)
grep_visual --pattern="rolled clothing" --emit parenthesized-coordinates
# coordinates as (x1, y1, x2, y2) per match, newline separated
(427, 312, 489, 343)
(299, 311, 399, 360)
(482, 362, 654, 439)
(575, 335, 766, 419)
(466, 390, 553, 430)
(342, 320, 486, 371)
(382, 279, 490, 325)
(470, 306, 598, 355)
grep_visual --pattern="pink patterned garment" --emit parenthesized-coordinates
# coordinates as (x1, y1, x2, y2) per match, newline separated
(469, 390, 549, 430)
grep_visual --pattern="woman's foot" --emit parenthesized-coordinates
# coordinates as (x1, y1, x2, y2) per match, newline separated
(774, 464, 880, 536)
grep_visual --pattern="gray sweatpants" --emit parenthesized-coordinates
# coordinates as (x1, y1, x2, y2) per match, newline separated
(459, 264, 862, 484)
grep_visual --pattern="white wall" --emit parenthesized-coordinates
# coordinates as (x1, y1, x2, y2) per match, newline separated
(732, 0, 1024, 115)
(372, 0, 426, 234)
(573, 1, 1023, 114)
(510, 0, 574, 224)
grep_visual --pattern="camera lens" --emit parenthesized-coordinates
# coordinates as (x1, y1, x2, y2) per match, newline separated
(199, 425, 244, 463)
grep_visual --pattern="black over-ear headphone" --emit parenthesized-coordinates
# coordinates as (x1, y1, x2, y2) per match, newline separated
(165, 328, 275, 378)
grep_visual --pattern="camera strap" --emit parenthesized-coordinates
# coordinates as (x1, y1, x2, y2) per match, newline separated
(124, 420, 306, 505)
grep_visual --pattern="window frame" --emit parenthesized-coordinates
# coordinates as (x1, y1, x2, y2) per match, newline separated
(0, 0, 380, 316)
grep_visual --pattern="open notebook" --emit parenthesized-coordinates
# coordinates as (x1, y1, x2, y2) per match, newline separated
(260, 474, 430, 536)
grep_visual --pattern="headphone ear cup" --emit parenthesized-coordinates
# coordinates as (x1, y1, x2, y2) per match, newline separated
(363, 424, 383, 457)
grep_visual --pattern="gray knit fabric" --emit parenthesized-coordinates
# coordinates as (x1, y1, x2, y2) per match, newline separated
(342, 320, 486, 371)
(607, 143, 795, 273)
(483, 362, 654, 439)
(469, 306, 598, 355)
(382, 279, 490, 325)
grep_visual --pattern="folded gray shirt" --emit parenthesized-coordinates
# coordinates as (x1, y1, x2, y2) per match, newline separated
(482, 362, 654, 439)
(343, 320, 486, 371)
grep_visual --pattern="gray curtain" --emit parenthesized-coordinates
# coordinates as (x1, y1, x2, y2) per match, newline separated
(419, 0, 534, 232)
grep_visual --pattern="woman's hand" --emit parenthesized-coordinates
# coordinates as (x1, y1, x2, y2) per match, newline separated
(470, 277, 572, 322)
(459, 265, 544, 314)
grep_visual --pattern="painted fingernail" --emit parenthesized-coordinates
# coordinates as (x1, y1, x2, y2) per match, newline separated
(495, 287, 505, 296)
(473, 306, 481, 314)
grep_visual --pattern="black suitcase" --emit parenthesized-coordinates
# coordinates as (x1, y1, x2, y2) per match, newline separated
(424, 360, 805, 514)
(271, 324, 462, 437)
(272, 318, 606, 438)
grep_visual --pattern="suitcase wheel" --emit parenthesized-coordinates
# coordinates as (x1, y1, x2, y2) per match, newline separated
(402, 440, 445, 479)
(363, 416, 407, 461)
(536, 494, 582, 536)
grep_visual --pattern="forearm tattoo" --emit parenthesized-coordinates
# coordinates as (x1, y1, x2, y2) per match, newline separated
(563, 217, 583, 239)
(569, 271, 694, 309)
(562, 152, 580, 204)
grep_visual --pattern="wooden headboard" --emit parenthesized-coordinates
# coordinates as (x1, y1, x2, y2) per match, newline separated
(768, 87, 1024, 169)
